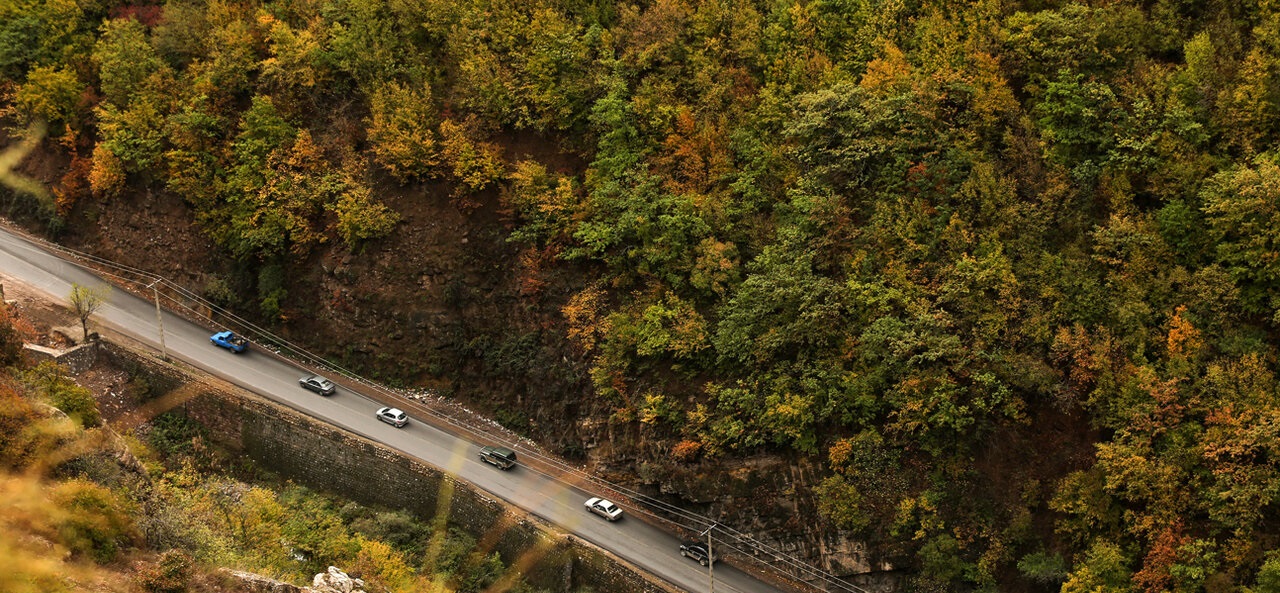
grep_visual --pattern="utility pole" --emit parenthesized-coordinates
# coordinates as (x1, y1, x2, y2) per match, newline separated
(148, 280, 167, 360)
(701, 524, 716, 593)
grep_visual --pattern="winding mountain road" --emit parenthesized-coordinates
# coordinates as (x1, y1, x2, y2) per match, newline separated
(0, 225, 809, 593)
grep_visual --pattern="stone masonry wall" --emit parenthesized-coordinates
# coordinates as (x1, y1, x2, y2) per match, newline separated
(26, 341, 99, 373)
(103, 343, 673, 593)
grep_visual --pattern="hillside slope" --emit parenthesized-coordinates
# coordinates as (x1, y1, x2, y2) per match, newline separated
(6, 0, 1280, 591)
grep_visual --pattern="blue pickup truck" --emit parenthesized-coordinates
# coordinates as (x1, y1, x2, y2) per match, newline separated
(210, 331, 248, 353)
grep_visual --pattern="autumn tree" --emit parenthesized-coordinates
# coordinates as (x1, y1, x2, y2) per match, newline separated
(14, 64, 82, 128)
(68, 283, 109, 342)
(366, 81, 440, 182)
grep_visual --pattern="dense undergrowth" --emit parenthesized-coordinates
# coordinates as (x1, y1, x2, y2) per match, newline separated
(5, 0, 1280, 590)
(0, 309, 565, 593)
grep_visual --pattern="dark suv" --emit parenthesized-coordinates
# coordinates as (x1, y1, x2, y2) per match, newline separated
(679, 542, 716, 566)
(479, 445, 517, 469)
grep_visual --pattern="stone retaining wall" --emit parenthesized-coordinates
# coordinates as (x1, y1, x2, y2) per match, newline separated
(26, 340, 98, 373)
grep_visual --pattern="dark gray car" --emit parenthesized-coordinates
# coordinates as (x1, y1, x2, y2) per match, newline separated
(299, 374, 336, 395)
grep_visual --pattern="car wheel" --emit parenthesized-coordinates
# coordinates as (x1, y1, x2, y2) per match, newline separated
(700, 558, 708, 567)
(681, 550, 688, 558)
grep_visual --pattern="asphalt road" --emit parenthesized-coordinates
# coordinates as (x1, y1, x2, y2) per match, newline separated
(0, 227, 789, 593)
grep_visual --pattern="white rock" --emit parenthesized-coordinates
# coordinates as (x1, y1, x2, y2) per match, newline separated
(308, 566, 365, 593)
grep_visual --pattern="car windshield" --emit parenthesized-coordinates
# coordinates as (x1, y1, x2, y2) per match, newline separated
(600, 502, 616, 512)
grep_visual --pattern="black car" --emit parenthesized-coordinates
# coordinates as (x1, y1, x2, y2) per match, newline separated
(680, 542, 716, 566)
(299, 374, 336, 395)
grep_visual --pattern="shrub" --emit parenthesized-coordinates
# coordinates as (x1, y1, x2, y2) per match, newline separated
(47, 380, 99, 427)
(671, 439, 702, 463)
(23, 362, 99, 427)
(458, 551, 505, 593)
(147, 413, 201, 456)
(0, 382, 40, 469)
(52, 479, 137, 562)
(136, 549, 193, 593)
(1018, 550, 1068, 585)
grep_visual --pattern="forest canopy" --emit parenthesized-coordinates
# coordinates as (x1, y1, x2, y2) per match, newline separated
(5, 0, 1280, 591)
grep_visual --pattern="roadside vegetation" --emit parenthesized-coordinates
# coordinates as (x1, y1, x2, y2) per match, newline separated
(5, 0, 1280, 590)
(0, 308, 564, 593)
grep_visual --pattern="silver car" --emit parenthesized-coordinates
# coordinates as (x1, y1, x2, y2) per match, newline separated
(376, 407, 408, 427)
(585, 497, 623, 521)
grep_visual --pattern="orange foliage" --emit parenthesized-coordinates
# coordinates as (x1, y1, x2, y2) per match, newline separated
(1166, 305, 1202, 359)
(87, 145, 125, 199)
(860, 42, 913, 94)
(54, 154, 92, 216)
(1134, 521, 1188, 593)
(516, 246, 557, 298)
(828, 438, 853, 471)
(671, 439, 702, 463)
(562, 285, 606, 352)
(1051, 324, 1121, 403)
(656, 108, 733, 200)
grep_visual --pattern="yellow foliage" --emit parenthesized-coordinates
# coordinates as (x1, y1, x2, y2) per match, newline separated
(827, 438, 854, 470)
(860, 42, 913, 95)
(331, 181, 401, 249)
(439, 118, 505, 193)
(367, 82, 440, 182)
(351, 538, 416, 591)
(562, 284, 606, 352)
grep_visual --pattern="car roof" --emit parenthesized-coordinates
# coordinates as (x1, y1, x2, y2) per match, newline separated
(485, 446, 515, 455)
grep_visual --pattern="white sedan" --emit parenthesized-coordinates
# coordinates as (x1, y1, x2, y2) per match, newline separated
(585, 497, 624, 521)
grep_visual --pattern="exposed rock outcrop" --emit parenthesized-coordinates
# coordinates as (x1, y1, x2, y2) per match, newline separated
(310, 566, 365, 593)
(222, 570, 302, 593)
(222, 566, 364, 593)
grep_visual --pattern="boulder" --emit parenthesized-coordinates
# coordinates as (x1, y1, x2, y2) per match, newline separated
(222, 570, 302, 593)
(310, 566, 365, 593)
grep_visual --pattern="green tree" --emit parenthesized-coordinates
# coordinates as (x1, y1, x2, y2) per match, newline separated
(1201, 157, 1280, 317)
(0, 0, 89, 82)
(1033, 71, 1123, 178)
(95, 95, 167, 173)
(92, 18, 166, 107)
(1061, 541, 1135, 593)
